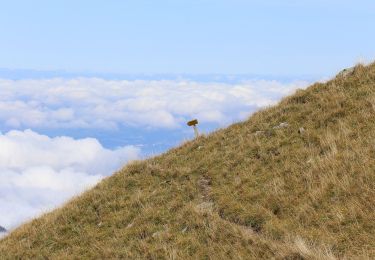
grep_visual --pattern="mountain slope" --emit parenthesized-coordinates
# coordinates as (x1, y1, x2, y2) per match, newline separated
(1, 64, 375, 259)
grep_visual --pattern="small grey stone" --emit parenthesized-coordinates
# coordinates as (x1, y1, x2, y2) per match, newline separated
(181, 226, 188, 233)
(195, 202, 214, 213)
(126, 222, 134, 229)
(273, 122, 289, 129)
(338, 67, 355, 78)
(152, 231, 163, 238)
(298, 127, 305, 134)
(254, 130, 265, 136)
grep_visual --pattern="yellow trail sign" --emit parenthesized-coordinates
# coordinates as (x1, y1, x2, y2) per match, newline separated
(187, 119, 198, 126)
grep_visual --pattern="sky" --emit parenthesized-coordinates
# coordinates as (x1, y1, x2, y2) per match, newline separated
(0, 0, 374, 232)
(0, 0, 374, 75)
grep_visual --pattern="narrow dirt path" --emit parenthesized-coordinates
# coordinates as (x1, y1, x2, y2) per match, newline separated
(195, 174, 314, 260)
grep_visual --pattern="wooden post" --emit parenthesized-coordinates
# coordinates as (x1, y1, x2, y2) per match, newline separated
(193, 125, 199, 138)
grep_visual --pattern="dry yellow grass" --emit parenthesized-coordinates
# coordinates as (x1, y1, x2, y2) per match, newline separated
(1, 63, 375, 259)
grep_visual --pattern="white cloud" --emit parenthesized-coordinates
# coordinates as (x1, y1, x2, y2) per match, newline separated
(0, 78, 309, 130)
(0, 129, 140, 230)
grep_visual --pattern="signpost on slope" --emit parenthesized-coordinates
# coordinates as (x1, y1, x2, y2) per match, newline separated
(187, 119, 199, 138)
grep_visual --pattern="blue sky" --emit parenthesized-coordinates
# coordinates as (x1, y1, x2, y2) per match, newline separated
(0, 0, 374, 75)
(0, 0, 374, 231)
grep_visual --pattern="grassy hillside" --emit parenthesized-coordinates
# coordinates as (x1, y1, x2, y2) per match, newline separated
(1, 63, 375, 259)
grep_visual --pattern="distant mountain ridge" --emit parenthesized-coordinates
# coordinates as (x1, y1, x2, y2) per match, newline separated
(0, 226, 6, 233)
(0, 68, 318, 83)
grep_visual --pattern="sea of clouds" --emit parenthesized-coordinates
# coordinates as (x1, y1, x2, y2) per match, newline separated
(0, 77, 309, 231)
(0, 78, 308, 129)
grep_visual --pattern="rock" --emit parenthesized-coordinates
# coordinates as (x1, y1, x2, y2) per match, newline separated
(126, 222, 134, 229)
(195, 202, 214, 214)
(298, 127, 305, 134)
(0, 226, 6, 233)
(152, 226, 169, 238)
(273, 122, 289, 129)
(254, 130, 265, 136)
(181, 226, 188, 233)
(338, 67, 355, 78)
(152, 231, 163, 238)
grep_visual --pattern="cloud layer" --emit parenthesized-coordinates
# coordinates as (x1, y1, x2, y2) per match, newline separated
(0, 129, 140, 229)
(0, 78, 308, 130)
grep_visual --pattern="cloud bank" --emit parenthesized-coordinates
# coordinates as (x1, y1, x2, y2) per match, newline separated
(0, 78, 308, 130)
(0, 129, 140, 229)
